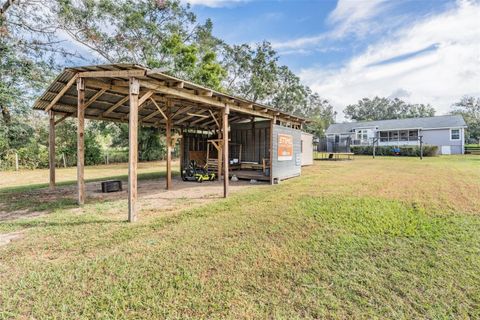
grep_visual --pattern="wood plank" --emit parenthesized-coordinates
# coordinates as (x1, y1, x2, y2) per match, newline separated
(128, 77, 140, 222)
(79, 69, 146, 78)
(84, 89, 107, 110)
(49, 111, 55, 190)
(138, 80, 276, 120)
(103, 96, 129, 116)
(45, 73, 78, 112)
(54, 113, 71, 125)
(121, 90, 154, 120)
(208, 109, 220, 128)
(77, 78, 86, 205)
(223, 106, 230, 198)
(149, 98, 168, 120)
(270, 118, 274, 185)
(166, 101, 173, 190)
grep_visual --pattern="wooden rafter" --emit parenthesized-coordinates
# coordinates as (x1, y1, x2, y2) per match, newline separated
(149, 97, 168, 120)
(54, 113, 71, 125)
(103, 96, 129, 116)
(84, 89, 107, 110)
(45, 74, 78, 112)
(208, 109, 220, 128)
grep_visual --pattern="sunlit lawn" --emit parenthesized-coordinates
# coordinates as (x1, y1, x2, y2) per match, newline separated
(0, 156, 479, 318)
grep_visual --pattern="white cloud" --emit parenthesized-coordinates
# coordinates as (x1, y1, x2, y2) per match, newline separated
(183, 0, 250, 8)
(299, 1, 480, 120)
(272, 0, 395, 51)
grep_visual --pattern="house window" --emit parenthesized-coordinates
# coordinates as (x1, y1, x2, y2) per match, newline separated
(408, 130, 418, 141)
(390, 131, 399, 141)
(399, 130, 408, 141)
(379, 131, 388, 142)
(451, 129, 460, 140)
(356, 129, 368, 141)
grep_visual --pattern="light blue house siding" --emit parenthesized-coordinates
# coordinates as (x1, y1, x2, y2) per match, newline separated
(422, 128, 464, 155)
(325, 115, 467, 155)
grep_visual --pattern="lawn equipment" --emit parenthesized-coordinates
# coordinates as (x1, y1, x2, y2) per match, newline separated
(181, 160, 216, 183)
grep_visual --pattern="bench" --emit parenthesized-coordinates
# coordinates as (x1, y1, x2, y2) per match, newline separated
(315, 152, 354, 161)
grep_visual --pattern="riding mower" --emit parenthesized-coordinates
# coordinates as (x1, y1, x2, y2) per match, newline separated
(181, 160, 216, 183)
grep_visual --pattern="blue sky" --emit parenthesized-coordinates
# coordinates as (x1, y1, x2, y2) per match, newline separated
(186, 0, 480, 118)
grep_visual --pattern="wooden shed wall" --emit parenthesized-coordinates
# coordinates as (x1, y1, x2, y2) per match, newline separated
(230, 120, 271, 164)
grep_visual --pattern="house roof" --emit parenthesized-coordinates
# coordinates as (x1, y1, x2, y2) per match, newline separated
(33, 63, 306, 129)
(326, 115, 467, 134)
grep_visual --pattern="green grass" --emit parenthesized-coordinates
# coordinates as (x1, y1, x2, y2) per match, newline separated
(1, 156, 480, 318)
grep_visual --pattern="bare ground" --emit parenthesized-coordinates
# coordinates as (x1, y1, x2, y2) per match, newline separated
(0, 176, 264, 221)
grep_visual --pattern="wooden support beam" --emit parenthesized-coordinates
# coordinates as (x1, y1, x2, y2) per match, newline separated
(83, 89, 107, 110)
(187, 112, 209, 119)
(49, 111, 55, 190)
(54, 113, 71, 125)
(166, 101, 173, 190)
(200, 90, 213, 97)
(222, 106, 229, 198)
(103, 96, 129, 116)
(174, 114, 196, 125)
(122, 90, 154, 120)
(217, 112, 222, 181)
(173, 81, 184, 88)
(78, 69, 146, 78)
(138, 80, 274, 119)
(45, 73, 78, 112)
(128, 77, 140, 222)
(208, 109, 220, 128)
(150, 98, 168, 119)
(77, 78, 86, 205)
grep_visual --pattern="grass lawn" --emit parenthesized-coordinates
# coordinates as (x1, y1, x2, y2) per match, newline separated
(1, 156, 479, 318)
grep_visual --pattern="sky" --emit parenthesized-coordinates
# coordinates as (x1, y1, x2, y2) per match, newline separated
(186, 0, 480, 119)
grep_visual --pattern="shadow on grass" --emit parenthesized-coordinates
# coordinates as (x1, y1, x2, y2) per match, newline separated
(0, 171, 182, 221)
(0, 171, 174, 194)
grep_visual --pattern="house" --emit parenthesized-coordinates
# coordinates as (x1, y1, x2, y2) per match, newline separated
(325, 115, 467, 155)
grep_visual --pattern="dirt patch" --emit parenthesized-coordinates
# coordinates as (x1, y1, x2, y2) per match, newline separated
(0, 176, 264, 221)
(0, 231, 23, 247)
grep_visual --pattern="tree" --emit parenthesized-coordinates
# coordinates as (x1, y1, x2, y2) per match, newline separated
(451, 96, 480, 144)
(303, 93, 336, 137)
(56, 0, 226, 89)
(221, 41, 279, 102)
(344, 97, 435, 121)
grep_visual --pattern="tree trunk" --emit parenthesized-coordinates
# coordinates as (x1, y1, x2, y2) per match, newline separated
(0, 104, 11, 125)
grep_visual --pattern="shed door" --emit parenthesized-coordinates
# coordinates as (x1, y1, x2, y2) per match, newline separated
(441, 146, 451, 155)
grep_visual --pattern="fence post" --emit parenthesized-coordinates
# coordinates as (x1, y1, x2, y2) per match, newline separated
(15, 152, 19, 171)
(63, 153, 67, 168)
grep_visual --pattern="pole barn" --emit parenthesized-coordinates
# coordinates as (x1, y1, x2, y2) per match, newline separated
(34, 64, 310, 221)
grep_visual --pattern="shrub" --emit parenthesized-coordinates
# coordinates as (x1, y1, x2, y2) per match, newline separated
(351, 145, 438, 157)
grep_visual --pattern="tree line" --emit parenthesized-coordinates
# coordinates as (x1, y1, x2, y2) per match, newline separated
(0, 0, 478, 169)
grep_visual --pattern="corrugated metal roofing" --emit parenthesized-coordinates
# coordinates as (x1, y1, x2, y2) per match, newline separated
(326, 115, 467, 134)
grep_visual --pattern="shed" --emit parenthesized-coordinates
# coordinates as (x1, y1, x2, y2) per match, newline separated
(33, 64, 309, 221)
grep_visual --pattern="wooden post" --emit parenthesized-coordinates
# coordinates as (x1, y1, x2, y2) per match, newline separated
(251, 117, 256, 162)
(222, 105, 229, 198)
(49, 110, 56, 189)
(77, 78, 85, 205)
(166, 101, 173, 190)
(15, 152, 19, 171)
(128, 77, 140, 222)
(180, 127, 184, 176)
(217, 112, 222, 180)
(270, 117, 275, 185)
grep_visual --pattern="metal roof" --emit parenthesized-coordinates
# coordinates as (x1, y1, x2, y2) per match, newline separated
(33, 63, 306, 129)
(326, 115, 467, 134)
